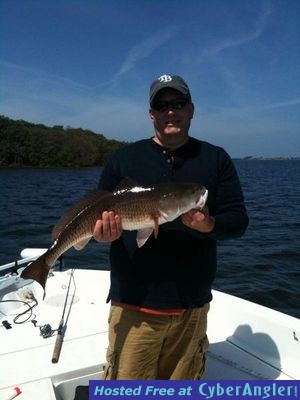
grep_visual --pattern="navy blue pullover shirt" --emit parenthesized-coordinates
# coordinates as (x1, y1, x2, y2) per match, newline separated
(99, 137, 249, 309)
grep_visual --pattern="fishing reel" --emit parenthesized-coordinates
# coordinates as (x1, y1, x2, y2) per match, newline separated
(40, 323, 54, 338)
(32, 320, 56, 338)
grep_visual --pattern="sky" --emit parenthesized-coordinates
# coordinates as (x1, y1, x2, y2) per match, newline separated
(1, 0, 299, 157)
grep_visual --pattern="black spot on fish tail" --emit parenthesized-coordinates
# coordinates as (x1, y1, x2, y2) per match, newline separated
(20, 256, 51, 297)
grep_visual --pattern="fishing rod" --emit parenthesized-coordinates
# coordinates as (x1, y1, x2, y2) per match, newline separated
(51, 269, 75, 363)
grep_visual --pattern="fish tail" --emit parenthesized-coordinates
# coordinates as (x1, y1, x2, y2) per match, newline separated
(20, 255, 51, 295)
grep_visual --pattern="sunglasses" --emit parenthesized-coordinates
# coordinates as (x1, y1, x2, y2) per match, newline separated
(151, 99, 190, 112)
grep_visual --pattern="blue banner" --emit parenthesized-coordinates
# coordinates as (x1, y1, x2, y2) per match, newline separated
(89, 380, 299, 400)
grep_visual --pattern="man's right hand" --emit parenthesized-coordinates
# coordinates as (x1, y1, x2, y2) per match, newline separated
(93, 211, 123, 242)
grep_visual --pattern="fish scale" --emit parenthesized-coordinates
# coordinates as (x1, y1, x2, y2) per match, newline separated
(110, 195, 161, 230)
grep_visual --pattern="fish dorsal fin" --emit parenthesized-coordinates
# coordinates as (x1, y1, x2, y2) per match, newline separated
(113, 178, 141, 193)
(52, 189, 110, 240)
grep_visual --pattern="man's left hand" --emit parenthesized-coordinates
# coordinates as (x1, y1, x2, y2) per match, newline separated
(181, 206, 215, 233)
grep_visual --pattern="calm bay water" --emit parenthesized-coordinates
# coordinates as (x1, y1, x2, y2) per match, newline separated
(0, 160, 299, 318)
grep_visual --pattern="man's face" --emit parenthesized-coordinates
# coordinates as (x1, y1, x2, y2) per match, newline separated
(149, 88, 194, 148)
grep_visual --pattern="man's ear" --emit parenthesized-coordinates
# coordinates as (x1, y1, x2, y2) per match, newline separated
(149, 108, 155, 121)
(188, 103, 195, 119)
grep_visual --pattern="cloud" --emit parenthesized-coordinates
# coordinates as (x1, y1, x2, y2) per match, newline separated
(201, 96, 300, 117)
(191, 105, 300, 158)
(195, 2, 272, 64)
(259, 97, 300, 110)
(0, 58, 149, 140)
(70, 97, 150, 140)
(0, 59, 90, 91)
(0, 59, 95, 126)
(113, 26, 178, 80)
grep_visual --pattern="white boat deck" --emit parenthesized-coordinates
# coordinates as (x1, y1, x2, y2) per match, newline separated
(0, 268, 299, 400)
(205, 290, 299, 380)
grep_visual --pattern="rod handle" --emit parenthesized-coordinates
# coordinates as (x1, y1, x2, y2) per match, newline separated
(52, 324, 63, 363)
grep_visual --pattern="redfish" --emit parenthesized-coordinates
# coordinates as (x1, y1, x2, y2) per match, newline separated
(21, 182, 208, 292)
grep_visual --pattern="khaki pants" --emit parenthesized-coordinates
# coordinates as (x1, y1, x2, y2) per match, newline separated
(103, 303, 209, 380)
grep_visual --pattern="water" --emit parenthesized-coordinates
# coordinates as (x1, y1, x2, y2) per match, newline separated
(0, 161, 299, 318)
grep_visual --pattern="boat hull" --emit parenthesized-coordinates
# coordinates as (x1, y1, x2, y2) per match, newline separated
(1, 262, 299, 399)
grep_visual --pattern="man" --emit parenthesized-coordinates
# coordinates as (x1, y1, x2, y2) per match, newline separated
(93, 74, 249, 379)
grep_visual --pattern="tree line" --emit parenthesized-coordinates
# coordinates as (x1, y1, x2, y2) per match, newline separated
(0, 115, 125, 167)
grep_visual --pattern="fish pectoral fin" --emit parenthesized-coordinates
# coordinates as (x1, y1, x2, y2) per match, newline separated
(73, 237, 91, 251)
(136, 228, 154, 248)
(153, 216, 159, 239)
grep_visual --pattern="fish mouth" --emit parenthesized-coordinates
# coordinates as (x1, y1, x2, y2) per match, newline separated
(196, 189, 208, 209)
